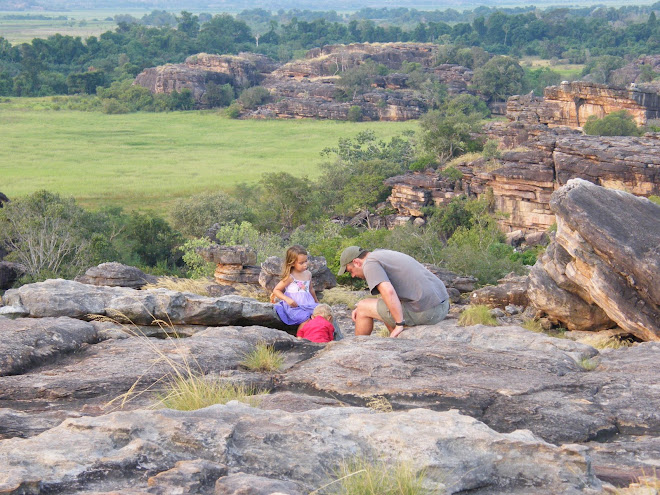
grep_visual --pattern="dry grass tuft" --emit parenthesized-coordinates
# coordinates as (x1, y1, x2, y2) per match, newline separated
(143, 277, 211, 296)
(313, 456, 428, 495)
(577, 357, 600, 371)
(458, 305, 498, 327)
(522, 319, 544, 333)
(241, 342, 285, 372)
(234, 284, 271, 303)
(321, 287, 367, 310)
(157, 376, 266, 411)
(580, 334, 635, 350)
(365, 395, 393, 413)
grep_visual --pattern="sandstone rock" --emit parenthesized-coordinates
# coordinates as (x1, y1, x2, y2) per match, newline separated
(2, 279, 281, 327)
(0, 403, 603, 494)
(215, 473, 303, 495)
(508, 81, 660, 127)
(197, 245, 257, 265)
(75, 262, 158, 289)
(0, 408, 78, 440)
(148, 459, 228, 495)
(0, 317, 100, 376)
(470, 275, 529, 308)
(528, 179, 660, 340)
(258, 256, 336, 293)
(0, 261, 25, 290)
(0, 325, 299, 413)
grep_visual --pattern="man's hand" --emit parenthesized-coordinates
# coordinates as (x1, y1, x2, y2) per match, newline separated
(390, 325, 405, 338)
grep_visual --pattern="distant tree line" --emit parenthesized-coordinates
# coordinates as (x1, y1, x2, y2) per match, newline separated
(0, 5, 659, 98)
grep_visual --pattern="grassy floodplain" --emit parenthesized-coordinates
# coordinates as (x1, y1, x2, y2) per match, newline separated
(0, 98, 416, 216)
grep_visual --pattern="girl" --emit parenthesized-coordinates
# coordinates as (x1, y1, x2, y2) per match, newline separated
(272, 245, 319, 326)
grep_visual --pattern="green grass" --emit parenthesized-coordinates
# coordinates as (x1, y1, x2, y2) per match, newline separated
(458, 305, 499, 327)
(0, 97, 416, 216)
(522, 318, 544, 333)
(577, 357, 600, 371)
(240, 342, 285, 372)
(0, 11, 121, 44)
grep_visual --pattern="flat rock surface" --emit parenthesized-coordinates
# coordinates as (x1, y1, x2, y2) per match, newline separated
(0, 403, 603, 495)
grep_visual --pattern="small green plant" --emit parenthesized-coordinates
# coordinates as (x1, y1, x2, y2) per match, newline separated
(315, 456, 427, 495)
(522, 318, 544, 333)
(577, 357, 600, 371)
(649, 195, 660, 206)
(158, 376, 266, 411)
(225, 102, 241, 118)
(241, 342, 284, 372)
(482, 139, 502, 159)
(347, 105, 363, 122)
(458, 305, 498, 326)
(580, 334, 634, 350)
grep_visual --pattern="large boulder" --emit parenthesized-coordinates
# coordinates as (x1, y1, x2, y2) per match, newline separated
(528, 179, 660, 340)
(1, 279, 281, 327)
(75, 262, 157, 289)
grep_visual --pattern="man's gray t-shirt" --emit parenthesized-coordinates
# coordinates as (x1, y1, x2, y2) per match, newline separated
(362, 249, 449, 313)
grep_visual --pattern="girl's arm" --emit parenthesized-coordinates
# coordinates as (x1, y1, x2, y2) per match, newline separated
(273, 276, 297, 307)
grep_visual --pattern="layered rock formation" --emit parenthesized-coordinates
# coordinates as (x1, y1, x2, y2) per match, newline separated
(528, 179, 660, 341)
(507, 81, 660, 127)
(134, 43, 475, 120)
(197, 245, 261, 286)
(134, 52, 277, 104)
(386, 130, 660, 234)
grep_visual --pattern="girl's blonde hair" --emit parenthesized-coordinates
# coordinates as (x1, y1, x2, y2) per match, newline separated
(313, 303, 333, 322)
(281, 245, 308, 281)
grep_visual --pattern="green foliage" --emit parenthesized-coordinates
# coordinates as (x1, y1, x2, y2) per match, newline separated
(338, 60, 388, 99)
(581, 55, 625, 84)
(409, 155, 437, 171)
(201, 82, 234, 108)
(472, 56, 524, 102)
(258, 172, 314, 231)
(522, 319, 544, 333)
(649, 196, 660, 206)
(238, 86, 270, 109)
(522, 66, 561, 95)
(0, 190, 93, 280)
(419, 109, 483, 163)
(241, 342, 284, 372)
(577, 357, 600, 371)
(583, 110, 642, 137)
(171, 191, 251, 237)
(180, 238, 215, 279)
(443, 93, 490, 118)
(211, 221, 285, 263)
(321, 456, 427, 495)
(482, 139, 502, 159)
(225, 102, 241, 118)
(121, 211, 182, 268)
(458, 305, 498, 326)
(347, 105, 363, 122)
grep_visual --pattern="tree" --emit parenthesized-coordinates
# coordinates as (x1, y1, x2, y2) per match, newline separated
(419, 109, 483, 163)
(583, 110, 642, 136)
(471, 56, 524, 102)
(171, 191, 251, 237)
(259, 172, 313, 232)
(0, 191, 92, 280)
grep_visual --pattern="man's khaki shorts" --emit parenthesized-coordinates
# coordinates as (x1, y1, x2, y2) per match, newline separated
(377, 298, 450, 328)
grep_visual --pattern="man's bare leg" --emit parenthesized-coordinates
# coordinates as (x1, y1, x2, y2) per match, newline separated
(353, 298, 384, 336)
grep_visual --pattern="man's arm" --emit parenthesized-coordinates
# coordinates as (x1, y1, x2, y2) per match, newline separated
(376, 281, 406, 338)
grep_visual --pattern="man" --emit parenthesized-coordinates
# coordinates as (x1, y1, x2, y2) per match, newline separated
(338, 246, 450, 338)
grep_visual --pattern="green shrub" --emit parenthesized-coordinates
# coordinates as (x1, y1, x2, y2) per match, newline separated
(583, 110, 642, 136)
(238, 86, 270, 109)
(180, 238, 216, 279)
(649, 195, 660, 206)
(440, 166, 463, 182)
(409, 155, 437, 171)
(241, 342, 284, 372)
(202, 82, 234, 108)
(482, 139, 502, 159)
(347, 105, 363, 122)
(577, 357, 599, 371)
(522, 319, 543, 333)
(225, 102, 241, 118)
(458, 305, 498, 326)
(171, 191, 251, 237)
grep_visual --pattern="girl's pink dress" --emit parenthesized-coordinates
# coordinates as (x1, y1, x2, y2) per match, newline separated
(274, 277, 318, 325)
